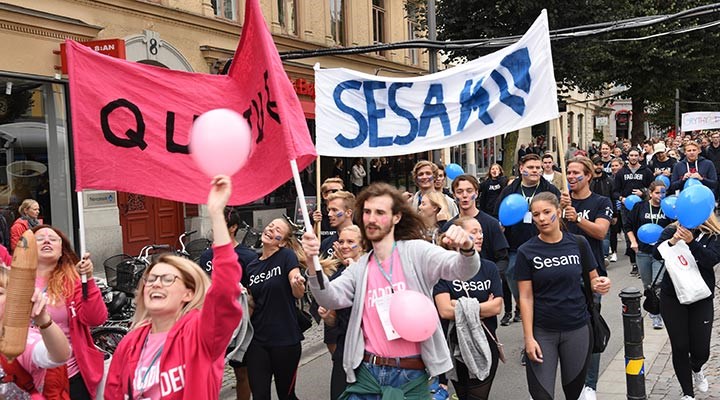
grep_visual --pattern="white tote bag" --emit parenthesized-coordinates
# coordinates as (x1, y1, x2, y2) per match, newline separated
(656, 240, 712, 304)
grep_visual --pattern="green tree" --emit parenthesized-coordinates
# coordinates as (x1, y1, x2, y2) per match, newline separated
(436, 0, 720, 143)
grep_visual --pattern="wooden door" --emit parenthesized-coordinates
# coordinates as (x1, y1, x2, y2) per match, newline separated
(118, 192, 183, 256)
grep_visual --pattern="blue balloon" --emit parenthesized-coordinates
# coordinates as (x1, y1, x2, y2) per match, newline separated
(624, 195, 642, 211)
(661, 195, 678, 220)
(446, 163, 464, 180)
(655, 175, 670, 187)
(676, 184, 715, 228)
(637, 223, 663, 245)
(684, 178, 701, 189)
(498, 193, 529, 226)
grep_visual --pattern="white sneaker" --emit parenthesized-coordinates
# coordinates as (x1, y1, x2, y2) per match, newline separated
(680, 396, 695, 400)
(693, 368, 709, 392)
(610, 252, 617, 262)
(578, 386, 596, 400)
(651, 314, 664, 330)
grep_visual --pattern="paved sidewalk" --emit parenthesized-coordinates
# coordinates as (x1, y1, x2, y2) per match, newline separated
(597, 282, 720, 400)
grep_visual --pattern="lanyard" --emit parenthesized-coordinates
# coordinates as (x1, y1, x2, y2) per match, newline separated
(520, 183, 539, 203)
(648, 203, 663, 225)
(135, 335, 164, 397)
(373, 242, 397, 290)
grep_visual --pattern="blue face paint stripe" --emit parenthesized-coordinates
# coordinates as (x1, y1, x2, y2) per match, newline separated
(551, 214, 556, 223)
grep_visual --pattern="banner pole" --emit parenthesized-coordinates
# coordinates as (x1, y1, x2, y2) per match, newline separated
(555, 118, 568, 193)
(76, 191, 88, 299)
(315, 156, 322, 237)
(290, 159, 325, 289)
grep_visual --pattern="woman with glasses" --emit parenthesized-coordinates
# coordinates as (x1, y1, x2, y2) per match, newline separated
(242, 216, 307, 400)
(32, 224, 107, 399)
(104, 176, 244, 399)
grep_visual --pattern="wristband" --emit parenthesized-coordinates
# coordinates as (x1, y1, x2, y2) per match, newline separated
(37, 319, 53, 330)
(459, 246, 475, 255)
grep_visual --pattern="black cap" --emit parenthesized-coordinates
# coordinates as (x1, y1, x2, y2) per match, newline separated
(591, 155, 603, 165)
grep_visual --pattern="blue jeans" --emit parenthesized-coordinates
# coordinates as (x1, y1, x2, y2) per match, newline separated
(585, 294, 602, 389)
(505, 250, 519, 301)
(346, 362, 428, 400)
(603, 230, 610, 257)
(636, 251, 664, 289)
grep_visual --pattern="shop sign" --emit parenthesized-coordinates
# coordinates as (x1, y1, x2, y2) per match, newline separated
(57, 39, 126, 74)
(84, 191, 116, 208)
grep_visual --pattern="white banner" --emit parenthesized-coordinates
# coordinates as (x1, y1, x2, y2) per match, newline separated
(681, 111, 720, 132)
(314, 11, 559, 157)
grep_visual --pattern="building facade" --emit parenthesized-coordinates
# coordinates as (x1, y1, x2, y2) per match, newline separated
(0, 0, 429, 266)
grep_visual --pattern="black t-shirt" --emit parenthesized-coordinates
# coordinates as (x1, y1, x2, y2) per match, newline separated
(242, 248, 303, 346)
(623, 201, 672, 254)
(433, 258, 503, 332)
(566, 193, 613, 275)
(499, 182, 561, 251)
(650, 157, 677, 176)
(320, 232, 339, 259)
(479, 177, 508, 217)
(440, 210, 509, 262)
(515, 234, 596, 331)
(198, 243, 258, 278)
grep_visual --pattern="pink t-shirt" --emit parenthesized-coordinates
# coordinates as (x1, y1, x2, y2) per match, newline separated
(35, 276, 79, 378)
(17, 329, 48, 392)
(363, 249, 421, 357)
(132, 331, 168, 399)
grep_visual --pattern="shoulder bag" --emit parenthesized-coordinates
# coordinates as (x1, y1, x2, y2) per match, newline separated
(574, 235, 611, 353)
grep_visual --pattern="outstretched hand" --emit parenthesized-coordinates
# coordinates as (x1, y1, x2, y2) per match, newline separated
(442, 225, 473, 251)
(208, 175, 232, 215)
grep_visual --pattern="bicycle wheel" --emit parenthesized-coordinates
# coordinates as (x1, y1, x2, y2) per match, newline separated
(92, 326, 128, 355)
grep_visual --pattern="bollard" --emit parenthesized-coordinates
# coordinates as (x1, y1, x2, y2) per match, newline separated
(619, 287, 646, 400)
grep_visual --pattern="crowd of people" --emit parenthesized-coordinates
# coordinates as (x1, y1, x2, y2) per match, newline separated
(0, 131, 718, 400)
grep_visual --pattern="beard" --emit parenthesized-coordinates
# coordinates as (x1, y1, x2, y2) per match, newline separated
(364, 222, 394, 242)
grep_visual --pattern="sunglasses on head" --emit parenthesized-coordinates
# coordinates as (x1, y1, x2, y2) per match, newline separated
(323, 189, 339, 195)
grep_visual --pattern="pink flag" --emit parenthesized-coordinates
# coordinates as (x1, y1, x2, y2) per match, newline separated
(66, 0, 316, 205)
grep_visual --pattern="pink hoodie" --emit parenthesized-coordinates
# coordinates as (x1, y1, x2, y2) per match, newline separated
(104, 243, 242, 399)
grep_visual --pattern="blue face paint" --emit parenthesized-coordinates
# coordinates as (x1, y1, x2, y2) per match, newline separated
(521, 171, 529, 176)
(274, 235, 283, 241)
(471, 194, 477, 200)
(336, 211, 345, 217)
(551, 214, 557, 223)
(350, 245, 358, 249)
(576, 176, 584, 182)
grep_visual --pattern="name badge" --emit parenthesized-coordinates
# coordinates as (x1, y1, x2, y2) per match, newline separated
(374, 294, 401, 341)
(523, 211, 533, 224)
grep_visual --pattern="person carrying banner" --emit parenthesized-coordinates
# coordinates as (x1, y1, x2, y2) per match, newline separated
(440, 174, 510, 326)
(104, 175, 243, 400)
(669, 141, 717, 195)
(10, 199, 40, 252)
(408, 161, 459, 219)
(301, 182, 480, 399)
(652, 216, 720, 400)
(495, 153, 560, 324)
(613, 148, 654, 276)
(32, 224, 107, 399)
(517, 192, 611, 400)
(319, 191, 355, 259)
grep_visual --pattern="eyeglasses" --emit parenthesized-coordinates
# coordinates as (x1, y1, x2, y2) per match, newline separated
(35, 235, 61, 244)
(323, 189, 339, 195)
(143, 273, 182, 287)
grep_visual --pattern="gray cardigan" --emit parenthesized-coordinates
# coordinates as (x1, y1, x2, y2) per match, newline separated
(308, 239, 481, 382)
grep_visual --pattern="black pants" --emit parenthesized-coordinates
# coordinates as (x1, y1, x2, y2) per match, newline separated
(500, 272, 513, 314)
(660, 291, 714, 397)
(69, 374, 91, 400)
(330, 335, 348, 400)
(452, 338, 500, 400)
(246, 342, 302, 400)
(609, 219, 620, 253)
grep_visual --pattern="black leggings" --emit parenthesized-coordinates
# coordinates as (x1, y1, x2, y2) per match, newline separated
(501, 272, 513, 314)
(245, 342, 302, 400)
(69, 374, 91, 400)
(330, 336, 348, 400)
(452, 338, 499, 400)
(525, 323, 592, 400)
(660, 291, 714, 397)
(610, 220, 620, 253)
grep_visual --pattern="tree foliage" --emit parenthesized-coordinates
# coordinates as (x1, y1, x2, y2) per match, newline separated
(436, 0, 720, 142)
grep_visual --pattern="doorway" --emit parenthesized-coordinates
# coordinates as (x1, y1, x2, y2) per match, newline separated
(117, 192, 184, 256)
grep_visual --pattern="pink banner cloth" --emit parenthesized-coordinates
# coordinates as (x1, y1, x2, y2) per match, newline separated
(66, 0, 316, 205)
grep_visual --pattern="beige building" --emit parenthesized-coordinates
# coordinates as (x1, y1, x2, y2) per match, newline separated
(0, 0, 428, 266)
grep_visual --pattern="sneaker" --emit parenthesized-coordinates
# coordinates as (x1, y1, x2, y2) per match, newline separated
(610, 252, 618, 262)
(431, 386, 449, 400)
(680, 396, 696, 400)
(579, 386, 597, 400)
(501, 313, 512, 326)
(604, 258, 610, 269)
(651, 314, 664, 330)
(630, 265, 639, 276)
(692, 368, 709, 393)
(513, 312, 522, 323)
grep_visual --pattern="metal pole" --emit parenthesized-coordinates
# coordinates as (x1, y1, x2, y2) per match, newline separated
(675, 89, 680, 137)
(619, 287, 646, 400)
(427, 0, 443, 163)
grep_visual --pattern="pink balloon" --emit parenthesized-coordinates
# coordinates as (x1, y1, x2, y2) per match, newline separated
(389, 290, 439, 342)
(190, 108, 252, 177)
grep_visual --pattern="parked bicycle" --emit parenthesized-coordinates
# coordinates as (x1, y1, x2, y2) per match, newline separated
(176, 230, 212, 262)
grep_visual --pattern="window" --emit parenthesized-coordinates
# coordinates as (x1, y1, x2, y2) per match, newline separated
(276, 0, 297, 35)
(372, 0, 386, 56)
(406, 4, 420, 65)
(212, 0, 237, 20)
(330, 0, 346, 46)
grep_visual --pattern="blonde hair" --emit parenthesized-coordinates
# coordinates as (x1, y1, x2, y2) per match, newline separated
(275, 218, 307, 269)
(132, 254, 211, 330)
(423, 191, 451, 222)
(321, 178, 344, 192)
(326, 190, 355, 211)
(18, 199, 38, 216)
(671, 213, 720, 235)
(412, 160, 439, 179)
(319, 225, 365, 276)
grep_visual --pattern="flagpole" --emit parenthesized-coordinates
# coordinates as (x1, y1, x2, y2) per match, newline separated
(76, 191, 88, 299)
(315, 156, 322, 237)
(555, 118, 568, 192)
(290, 159, 325, 289)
